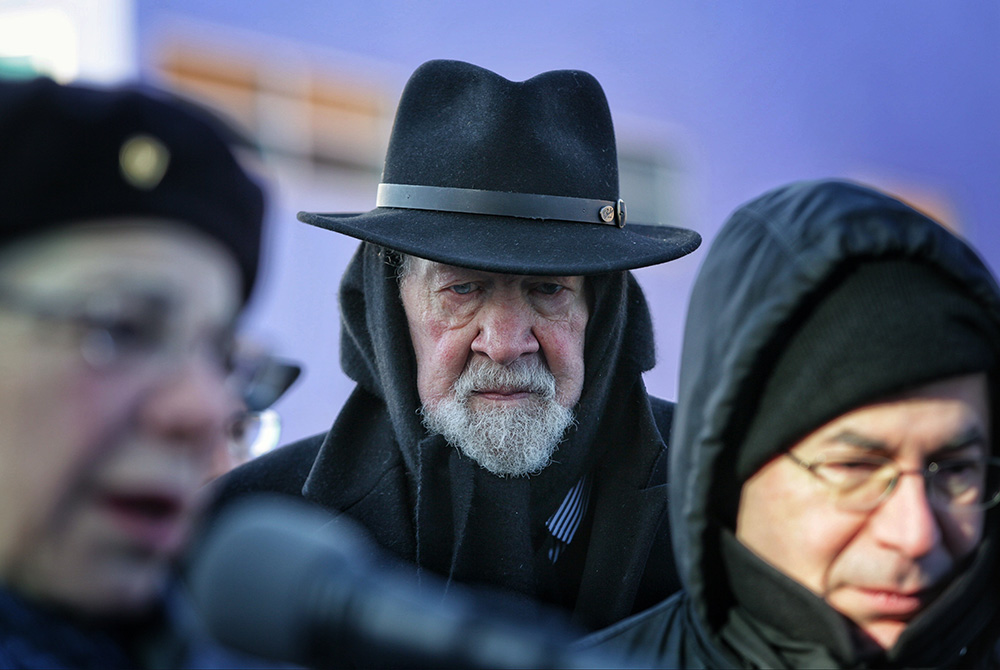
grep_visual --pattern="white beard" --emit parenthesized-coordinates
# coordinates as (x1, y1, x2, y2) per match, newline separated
(419, 358, 575, 477)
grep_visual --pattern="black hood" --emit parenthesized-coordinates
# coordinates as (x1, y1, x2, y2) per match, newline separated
(671, 180, 1000, 666)
(333, 241, 657, 594)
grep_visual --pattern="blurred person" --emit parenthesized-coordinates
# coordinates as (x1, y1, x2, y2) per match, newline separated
(578, 180, 1000, 667)
(0, 77, 275, 668)
(214, 59, 701, 630)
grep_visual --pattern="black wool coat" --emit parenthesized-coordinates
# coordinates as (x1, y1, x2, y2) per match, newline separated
(213, 242, 682, 631)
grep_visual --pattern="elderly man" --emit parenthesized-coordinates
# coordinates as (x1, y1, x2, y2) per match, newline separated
(216, 59, 701, 629)
(0, 78, 276, 667)
(579, 180, 1000, 667)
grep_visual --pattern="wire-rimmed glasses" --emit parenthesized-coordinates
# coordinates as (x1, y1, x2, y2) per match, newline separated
(0, 282, 299, 458)
(786, 451, 1000, 512)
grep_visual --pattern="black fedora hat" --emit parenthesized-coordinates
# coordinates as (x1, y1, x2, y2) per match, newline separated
(298, 59, 701, 275)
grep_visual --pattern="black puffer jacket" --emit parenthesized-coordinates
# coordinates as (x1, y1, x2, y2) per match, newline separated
(214, 241, 683, 630)
(579, 180, 1000, 667)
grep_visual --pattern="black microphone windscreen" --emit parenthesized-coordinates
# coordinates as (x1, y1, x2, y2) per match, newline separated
(189, 495, 369, 662)
(188, 495, 635, 669)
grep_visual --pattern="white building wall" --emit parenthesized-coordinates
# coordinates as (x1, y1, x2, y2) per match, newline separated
(0, 0, 136, 83)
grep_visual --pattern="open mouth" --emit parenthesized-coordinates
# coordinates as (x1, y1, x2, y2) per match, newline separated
(99, 491, 190, 552)
(104, 493, 182, 521)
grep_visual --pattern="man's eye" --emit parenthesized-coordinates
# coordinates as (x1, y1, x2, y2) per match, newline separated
(535, 283, 563, 295)
(449, 283, 476, 295)
(935, 459, 982, 477)
(815, 459, 884, 487)
(73, 314, 168, 368)
(933, 459, 986, 498)
(91, 316, 165, 353)
(823, 459, 882, 473)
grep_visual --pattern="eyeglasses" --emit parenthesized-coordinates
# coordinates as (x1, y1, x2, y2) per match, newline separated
(785, 452, 1000, 512)
(227, 408, 283, 462)
(224, 355, 299, 462)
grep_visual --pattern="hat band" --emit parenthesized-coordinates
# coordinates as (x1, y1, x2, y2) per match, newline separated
(376, 183, 626, 227)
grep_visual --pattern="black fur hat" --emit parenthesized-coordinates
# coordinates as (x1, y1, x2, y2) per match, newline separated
(298, 59, 701, 275)
(0, 77, 265, 297)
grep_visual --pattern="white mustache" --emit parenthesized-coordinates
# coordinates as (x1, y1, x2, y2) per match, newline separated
(452, 358, 556, 401)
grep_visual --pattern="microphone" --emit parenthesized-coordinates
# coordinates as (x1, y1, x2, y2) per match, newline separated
(187, 495, 627, 668)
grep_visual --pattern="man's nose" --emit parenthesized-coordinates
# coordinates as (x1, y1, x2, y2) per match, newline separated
(869, 471, 942, 558)
(137, 357, 234, 453)
(471, 298, 540, 366)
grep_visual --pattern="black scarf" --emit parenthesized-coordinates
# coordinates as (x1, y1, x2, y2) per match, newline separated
(332, 242, 656, 600)
(719, 525, 1000, 668)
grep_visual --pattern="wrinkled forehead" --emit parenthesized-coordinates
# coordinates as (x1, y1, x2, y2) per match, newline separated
(399, 253, 587, 284)
(0, 218, 242, 321)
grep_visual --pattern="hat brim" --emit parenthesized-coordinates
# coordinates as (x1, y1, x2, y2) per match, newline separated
(298, 208, 701, 275)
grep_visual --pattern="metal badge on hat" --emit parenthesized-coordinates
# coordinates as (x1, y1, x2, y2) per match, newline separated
(119, 134, 170, 190)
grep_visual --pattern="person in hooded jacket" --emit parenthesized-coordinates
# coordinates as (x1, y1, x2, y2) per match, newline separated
(577, 179, 1000, 667)
(213, 59, 702, 631)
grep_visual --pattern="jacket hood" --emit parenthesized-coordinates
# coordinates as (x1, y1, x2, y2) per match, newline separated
(334, 241, 658, 593)
(671, 179, 1000, 666)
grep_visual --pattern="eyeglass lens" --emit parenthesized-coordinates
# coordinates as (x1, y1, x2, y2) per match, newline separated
(802, 455, 1000, 511)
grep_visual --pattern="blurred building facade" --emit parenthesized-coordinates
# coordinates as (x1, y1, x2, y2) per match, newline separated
(2, 0, 997, 444)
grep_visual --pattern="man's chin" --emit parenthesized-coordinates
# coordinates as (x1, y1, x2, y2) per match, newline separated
(459, 443, 556, 478)
(454, 409, 564, 477)
(24, 559, 168, 618)
(422, 391, 574, 477)
(851, 618, 909, 655)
